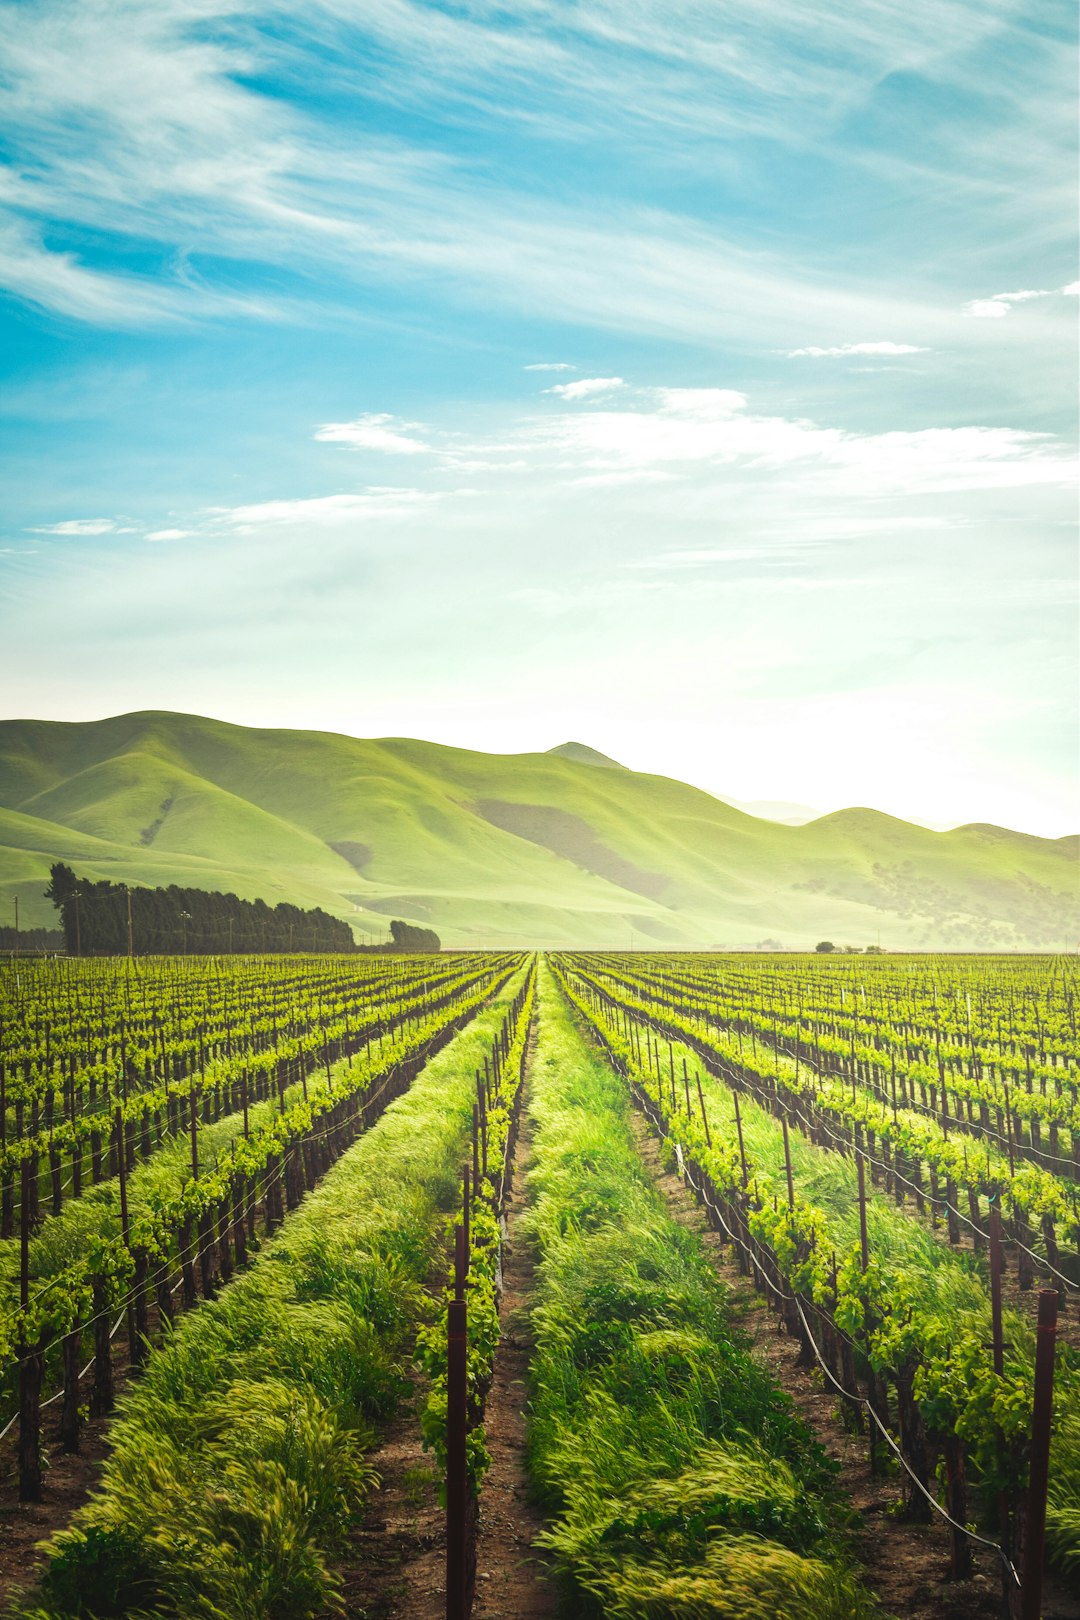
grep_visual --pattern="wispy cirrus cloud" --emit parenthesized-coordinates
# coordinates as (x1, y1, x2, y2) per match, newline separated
(523, 362, 575, 372)
(30, 491, 442, 544)
(786, 341, 928, 357)
(216, 489, 439, 530)
(29, 518, 118, 536)
(0, 0, 1072, 370)
(0, 214, 285, 328)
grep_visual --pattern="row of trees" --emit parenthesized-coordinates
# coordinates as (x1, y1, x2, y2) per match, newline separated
(45, 864, 356, 955)
(389, 919, 442, 952)
(0, 926, 64, 952)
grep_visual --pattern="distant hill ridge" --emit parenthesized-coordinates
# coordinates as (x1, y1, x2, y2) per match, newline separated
(547, 741, 628, 769)
(0, 709, 1074, 950)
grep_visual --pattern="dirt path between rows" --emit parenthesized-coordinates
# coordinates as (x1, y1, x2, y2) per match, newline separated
(0, 1375, 117, 1612)
(331, 1364, 445, 1619)
(335, 1035, 555, 1619)
(626, 1108, 1080, 1620)
(472, 1058, 556, 1620)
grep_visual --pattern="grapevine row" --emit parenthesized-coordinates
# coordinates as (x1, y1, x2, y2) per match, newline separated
(553, 954, 1080, 1589)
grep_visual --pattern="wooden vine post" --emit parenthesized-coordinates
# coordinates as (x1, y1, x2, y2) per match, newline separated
(446, 1224, 468, 1620)
(696, 1074, 711, 1148)
(1020, 1290, 1058, 1620)
(856, 1150, 887, 1472)
(988, 1199, 1013, 1605)
(18, 1156, 43, 1501)
(732, 1087, 749, 1187)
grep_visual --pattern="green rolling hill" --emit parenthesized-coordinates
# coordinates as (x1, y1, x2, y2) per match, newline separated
(0, 711, 1075, 950)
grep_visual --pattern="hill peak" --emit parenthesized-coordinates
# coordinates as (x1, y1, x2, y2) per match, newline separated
(547, 741, 626, 770)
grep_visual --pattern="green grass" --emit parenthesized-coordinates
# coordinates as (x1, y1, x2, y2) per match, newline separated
(0, 709, 1074, 948)
(521, 963, 880, 1618)
(10, 965, 529, 1620)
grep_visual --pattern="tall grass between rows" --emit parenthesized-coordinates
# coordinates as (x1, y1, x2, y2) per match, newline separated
(625, 1009, 1080, 1572)
(522, 964, 880, 1619)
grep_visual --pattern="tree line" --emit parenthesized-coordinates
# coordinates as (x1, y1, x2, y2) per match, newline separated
(389, 919, 441, 952)
(45, 864, 356, 955)
(0, 926, 64, 952)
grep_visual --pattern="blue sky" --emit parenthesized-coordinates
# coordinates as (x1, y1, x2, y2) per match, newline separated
(1, 0, 1076, 834)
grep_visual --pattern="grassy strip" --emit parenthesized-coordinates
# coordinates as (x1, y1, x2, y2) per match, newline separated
(523, 963, 878, 1619)
(11, 964, 530, 1620)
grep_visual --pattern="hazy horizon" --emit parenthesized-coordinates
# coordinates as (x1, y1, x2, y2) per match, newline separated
(2, 703, 1074, 840)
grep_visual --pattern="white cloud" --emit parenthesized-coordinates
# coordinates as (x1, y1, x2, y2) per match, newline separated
(131, 380, 1077, 551)
(963, 286, 1074, 318)
(536, 384, 1075, 494)
(145, 528, 190, 541)
(0, 218, 184, 327)
(0, 213, 285, 328)
(655, 387, 748, 415)
(30, 518, 116, 536)
(219, 489, 438, 530)
(546, 376, 626, 401)
(523, 362, 575, 371)
(787, 341, 928, 357)
(314, 414, 432, 455)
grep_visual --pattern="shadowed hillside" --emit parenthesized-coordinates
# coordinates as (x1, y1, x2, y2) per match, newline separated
(0, 711, 1074, 949)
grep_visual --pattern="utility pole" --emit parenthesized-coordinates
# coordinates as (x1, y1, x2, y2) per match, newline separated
(13, 897, 18, 936)
(126, 887, 134, 959)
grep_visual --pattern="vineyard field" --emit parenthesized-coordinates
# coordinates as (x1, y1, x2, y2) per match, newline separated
(0, 951, 1077, 1620)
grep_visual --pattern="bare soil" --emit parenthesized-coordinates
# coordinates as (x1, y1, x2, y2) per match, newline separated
(0, 1386, 115, 1613)
(331, 1376, 447, 1619)
(472, 1091, 557, 1620)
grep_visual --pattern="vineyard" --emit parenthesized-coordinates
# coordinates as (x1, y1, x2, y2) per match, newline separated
(0, 950, 1077, 1620)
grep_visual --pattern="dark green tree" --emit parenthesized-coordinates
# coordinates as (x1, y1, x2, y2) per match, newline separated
(389, 919, 441, 952)
(43, 865, 355, 954)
